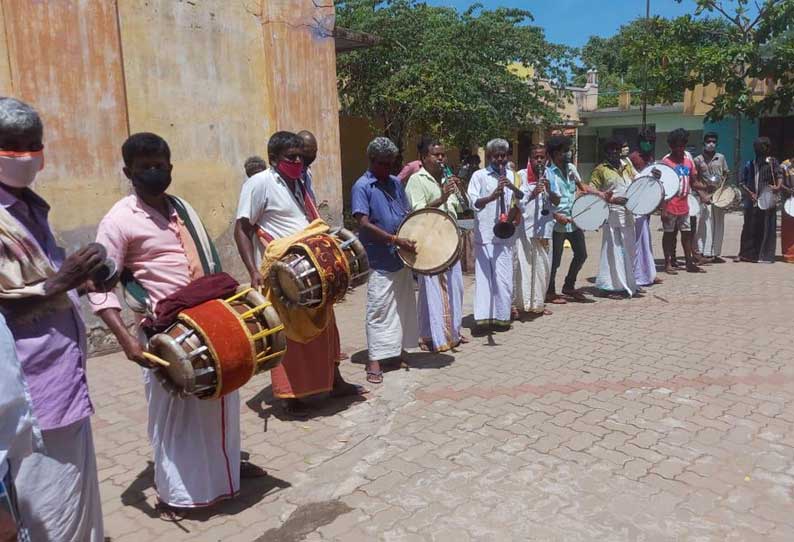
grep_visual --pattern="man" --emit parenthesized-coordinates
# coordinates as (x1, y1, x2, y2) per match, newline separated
(90, 132, 248, 517)
(513, 144, 561, 316)
(590, 137, 639, 298)
(351, 137, 418, 382)
(235, 131, 362, 416)
(0, 97, 104, 540)
(660, 129, 704, 274)
(244, 155, 267, 178)
(628, 129, 661, 286)
(694, 132, 730, 263)
(405, 138, 466, 351)
(544, 136, 591, 303)
(737, 137, 783, 263)
(467, 138, 520, 328)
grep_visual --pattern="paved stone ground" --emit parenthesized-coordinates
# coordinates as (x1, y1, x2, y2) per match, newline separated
(91, 212, 794, 541)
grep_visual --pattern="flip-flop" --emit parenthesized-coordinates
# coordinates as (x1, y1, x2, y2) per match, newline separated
(547, 296, 567, 304)
(155, 501, 187, 523)
(542, 309, 553, 316)
(458, 335, 470, 344)
(366, 370, 383, 384)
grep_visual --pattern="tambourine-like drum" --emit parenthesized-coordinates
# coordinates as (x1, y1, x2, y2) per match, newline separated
(687, 194, 701, 217)
(625, 176, 664, 216)
(638, 163, 680, 201)
(712, 186, 740, 209)
(571, 193, 609, 231)
(396, 208, 462, 275)
(784, 196, 794, 217)
(149, 288, 287, 399)
(757, 188, 777, 211)
(269, 228, 369, 308)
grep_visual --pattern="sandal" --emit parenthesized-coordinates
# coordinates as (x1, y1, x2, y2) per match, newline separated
(155, 501, 187, 522)
(458, 335, 470, 344)
(562, 288, 587, 302)
(240, 461, 268, 479)
(546, 294, 567, 304)
(366, 370, 383, 384)
(542, 308, 553, 316)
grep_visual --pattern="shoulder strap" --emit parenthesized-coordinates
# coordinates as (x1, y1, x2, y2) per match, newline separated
(168, 196, 222, 275)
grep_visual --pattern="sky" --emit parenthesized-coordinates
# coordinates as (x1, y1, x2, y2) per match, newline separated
(426, 0, 705, 48)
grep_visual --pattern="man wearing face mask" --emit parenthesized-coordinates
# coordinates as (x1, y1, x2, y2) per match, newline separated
(589, 137, 639, 298)
(737, 137, 783, 263)
(90, 132, 252, 517)
(236, 131, 363, 416)
(628, 129, 661, 287)
(694, 132, 730, 263)
(405, 138, 467, 352)
(352, 137, 419, 383)
(0, 97, 105, 540)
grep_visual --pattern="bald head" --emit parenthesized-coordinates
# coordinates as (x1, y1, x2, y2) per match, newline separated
(298, 130, 318, 167)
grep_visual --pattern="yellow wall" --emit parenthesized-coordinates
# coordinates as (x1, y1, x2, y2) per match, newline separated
(0, 0, 344, 353)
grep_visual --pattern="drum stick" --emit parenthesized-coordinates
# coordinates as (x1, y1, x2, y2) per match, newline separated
(142, 352, 171, 367)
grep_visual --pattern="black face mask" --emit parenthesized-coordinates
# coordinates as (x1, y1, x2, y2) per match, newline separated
(133, 167, 171, 196)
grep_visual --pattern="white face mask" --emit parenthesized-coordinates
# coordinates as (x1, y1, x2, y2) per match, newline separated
(704, 142, 717, 152)
(0, 151, 44, 188)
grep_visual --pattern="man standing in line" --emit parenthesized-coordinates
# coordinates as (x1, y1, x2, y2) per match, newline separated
(737, 137, 783, 263)
(694, 132, 730, 263)
(628, 129, 661, 287)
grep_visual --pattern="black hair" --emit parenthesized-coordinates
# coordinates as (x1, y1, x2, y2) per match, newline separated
(545, 135, 571, 156)
(416, 135, 434, 155)
(638, 128, 656, 143)
(667, 128, 689, 146)
(754, 136, 771, 147)
(244, 155, 267, 177)
(121, 132, 170, 167)
(267, 131, 303, 164)
(604, 137, 623, 151)
(418, 137, 442, 158)
(703, 132, 718, 142)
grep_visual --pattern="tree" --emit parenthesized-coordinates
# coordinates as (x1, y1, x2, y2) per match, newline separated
(335, 0, 574, 151)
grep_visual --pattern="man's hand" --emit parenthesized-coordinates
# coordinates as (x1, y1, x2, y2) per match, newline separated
(492, 179, 509, 199)
(533, 181, 546, 197)
(119, 334, 158, 369)
(553, 212, 571, 225)
(611, 196, 628, 205)
(249, 270, 266, 289)
(45, 245, 105, 295)
(395, 237, 417, 254)
(441, 181, 457, 200)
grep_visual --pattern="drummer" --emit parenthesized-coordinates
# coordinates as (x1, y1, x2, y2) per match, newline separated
(694, 132, 730, 263)
(737, 137, 783, 263)
(405, 138, 468, 352)
(589, 137, 639, 298)
(90, 132, 251, 517)
(628, 129, 661, 287)
(660, 129, 704, 274)
(351, 137, 419, 384)
(781, 158, 794, 263)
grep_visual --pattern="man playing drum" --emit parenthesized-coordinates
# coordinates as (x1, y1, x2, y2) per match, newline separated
(90, 133, 250, 518)
(351, 137, 419, 383)
(628, 129, 661, 287)
(513, 145, 561, 316)
(589, 137, 640, 298)
(405, 138, 467, 352)
(694, 132, 730, 263)
(235, 131, 362, 418)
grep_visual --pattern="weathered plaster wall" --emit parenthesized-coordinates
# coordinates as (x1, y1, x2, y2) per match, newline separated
(0, 0, 344, 354)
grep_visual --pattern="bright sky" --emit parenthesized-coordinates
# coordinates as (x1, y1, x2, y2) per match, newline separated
(426, 0, 704, 47)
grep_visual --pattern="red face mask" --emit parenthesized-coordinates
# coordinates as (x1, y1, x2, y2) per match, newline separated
(277, 159, 303, 181)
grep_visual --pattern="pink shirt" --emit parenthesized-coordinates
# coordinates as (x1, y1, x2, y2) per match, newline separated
(397, 160, 422, 184)
(88, 195, 192, 313)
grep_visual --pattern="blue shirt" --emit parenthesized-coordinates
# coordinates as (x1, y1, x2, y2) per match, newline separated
(546, 163, 581, 233)
(351, 171, 411, 272)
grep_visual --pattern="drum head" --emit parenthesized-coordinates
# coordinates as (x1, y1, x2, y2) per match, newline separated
(639, 163, 679, 200)
(784, 197, 794, 217)
(571, 194, 609, 231)
(397, 208, 460, 275)
(758, 189, 776, 210)
(687, 194, 701, 217)
(625, 176, 664, 216)
(712, 186, 738, 209)
(271, 261, 304, 304)
(149, 332, 196, 394)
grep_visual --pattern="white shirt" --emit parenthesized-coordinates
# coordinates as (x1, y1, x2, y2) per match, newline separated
(236, 166, 311, 243)
(517, 169, 558, 239)
(467, 166, 516, 245)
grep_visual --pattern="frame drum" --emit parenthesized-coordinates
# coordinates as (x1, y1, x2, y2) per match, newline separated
(711, 186, 740, 209)
(625, 176, 664, 216)
(757, 187, 777, 211)
(396, 208, 461, 275)
(638, 163, 680, 201)
(687, 194, 701, 217)
(784, 196, 794, 217)
(571, 193, 609, 231)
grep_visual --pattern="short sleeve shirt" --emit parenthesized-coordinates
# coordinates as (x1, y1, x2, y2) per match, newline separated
(661, 155, 694, 216)
(517, 169, 558, 239)
(351, 171, 411, 272)
(546, 163, 581, 233)
(466, 166, 516, 245)
(693, 153, 729, 186)
(405, 167, 462, 218)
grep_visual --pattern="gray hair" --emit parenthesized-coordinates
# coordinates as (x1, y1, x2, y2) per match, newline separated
(367, 137, 398, 161)
(0, 97, 43, 137)
(486, 138, 510, 155)
(244, 155, 267, 178)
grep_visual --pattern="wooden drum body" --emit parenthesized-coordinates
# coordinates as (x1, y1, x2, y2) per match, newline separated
(269, 228, 369, 308)
(396, 208, 462, 275)
(149, 287, 286, 399)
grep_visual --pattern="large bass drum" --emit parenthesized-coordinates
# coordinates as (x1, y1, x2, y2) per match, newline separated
(396, 208, 462, 275)
(638, 163, 680, 201)
(571, 193, 609, 231)
(625, 176, 664, 216)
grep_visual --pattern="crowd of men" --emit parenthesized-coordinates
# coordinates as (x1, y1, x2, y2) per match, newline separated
(1, 94, 793, 541)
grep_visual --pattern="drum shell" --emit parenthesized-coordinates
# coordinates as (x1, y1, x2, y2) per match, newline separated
(396, 208, 462, 275)
(625, 176, 664, 216)
(784, 196, 794, 217)
(571, 194, 609, 231)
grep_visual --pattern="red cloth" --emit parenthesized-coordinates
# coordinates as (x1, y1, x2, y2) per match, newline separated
(142, 272, 240, 334)
(661, 156, 694, 216)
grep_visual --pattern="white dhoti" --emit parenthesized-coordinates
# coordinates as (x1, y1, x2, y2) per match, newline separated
(417, 261, 463, 352)
(12, 418, 104, 542)
(366, 267, 419, 360)
(145, 372, 240, 508)
(474, 242, 514, 326)
(513, 232, 551, 313)
(596, 213, 638, 296)
(697, 203, 725, 257)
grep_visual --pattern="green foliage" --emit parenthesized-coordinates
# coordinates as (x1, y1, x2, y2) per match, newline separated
(335, 0, 575, 151)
